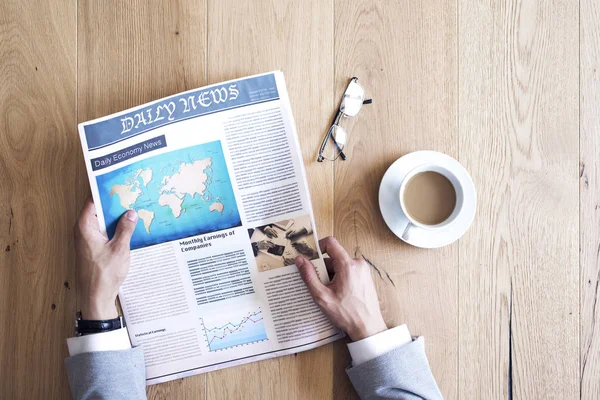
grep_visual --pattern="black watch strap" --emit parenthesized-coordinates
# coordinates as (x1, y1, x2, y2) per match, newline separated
(75, 311, 125, 336)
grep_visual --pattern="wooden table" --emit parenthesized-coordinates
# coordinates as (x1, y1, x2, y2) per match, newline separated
(0, 1, 597, 398)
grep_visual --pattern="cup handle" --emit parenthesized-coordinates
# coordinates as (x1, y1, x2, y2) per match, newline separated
(399, 220, 413, 240)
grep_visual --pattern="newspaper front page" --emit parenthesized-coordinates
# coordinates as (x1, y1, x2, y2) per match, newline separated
(78, 71, 343, 384)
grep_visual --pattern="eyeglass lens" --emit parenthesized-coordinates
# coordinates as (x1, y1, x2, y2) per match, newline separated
(340, 81, 365, 117)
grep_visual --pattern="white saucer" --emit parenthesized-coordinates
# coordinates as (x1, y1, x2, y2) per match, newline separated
(378, 151, 477, 248)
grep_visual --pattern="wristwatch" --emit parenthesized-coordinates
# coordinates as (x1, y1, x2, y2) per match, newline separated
(75, 311, 125, 336)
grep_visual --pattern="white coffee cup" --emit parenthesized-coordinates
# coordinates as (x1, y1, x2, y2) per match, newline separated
(397, 163, 465, 239)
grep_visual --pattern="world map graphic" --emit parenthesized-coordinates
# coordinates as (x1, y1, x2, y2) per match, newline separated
(96, 141, 241, 250)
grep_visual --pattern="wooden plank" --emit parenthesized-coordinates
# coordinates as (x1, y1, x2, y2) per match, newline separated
(78, 0, 207, 122)
(77, 1, 207, 398)
(0, 0, 77, 398)
(334, 1, 458, 398)
(205, 0, 334, 398)
(457, 3, 510, 396)
(580, 0, 600, 397)
(458, 0, 579, 398)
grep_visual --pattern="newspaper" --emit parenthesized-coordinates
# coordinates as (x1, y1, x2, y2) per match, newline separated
(78, 71, 344, 385)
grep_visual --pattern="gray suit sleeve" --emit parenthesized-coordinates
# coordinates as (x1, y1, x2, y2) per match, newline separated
(65, 347, 146, 400)
(346, 337, 443, 400)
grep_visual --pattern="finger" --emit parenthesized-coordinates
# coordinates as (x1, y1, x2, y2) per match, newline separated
(111, 210, 138, 250)
(75, 197, 99, 234)
(77, 196, 95, 223)
(318, 237, 352, 263)
(295, 256, 330, 301)
(81, 196, 96, 215)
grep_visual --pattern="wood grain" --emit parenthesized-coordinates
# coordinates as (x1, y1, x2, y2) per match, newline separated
(458, 0, 579, 398)
(580, 0, 600, 397)
(334, 1, 458, 398)
(77, 1, 207, 398)
(205, 0, 335, 398)
(0, 0, 591, 398)
(0, 0, 77, 398)
(77, 0, 207, 123)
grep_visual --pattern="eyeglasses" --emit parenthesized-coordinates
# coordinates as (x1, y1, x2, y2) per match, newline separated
(317, 77, 372, 162)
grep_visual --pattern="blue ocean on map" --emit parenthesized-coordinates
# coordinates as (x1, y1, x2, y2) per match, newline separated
(96, 141, 241, 250)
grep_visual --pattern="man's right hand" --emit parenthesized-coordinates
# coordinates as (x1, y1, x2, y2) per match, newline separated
(295, 237, 388, 341)
(74, 197, 137, 320)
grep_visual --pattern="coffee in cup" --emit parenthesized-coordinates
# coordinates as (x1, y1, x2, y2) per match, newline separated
(398, 163, 464, 237)
(403, 171, 456, 225)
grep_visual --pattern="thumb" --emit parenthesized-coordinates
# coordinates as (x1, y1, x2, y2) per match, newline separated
(295, 256, 329, 301)
(111, 210, 138, 249)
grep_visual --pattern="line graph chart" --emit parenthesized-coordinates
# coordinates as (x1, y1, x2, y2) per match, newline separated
(200, 308, 268, 351)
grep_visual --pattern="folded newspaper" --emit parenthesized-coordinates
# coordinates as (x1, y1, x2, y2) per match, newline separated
(78, 71, 344, 384)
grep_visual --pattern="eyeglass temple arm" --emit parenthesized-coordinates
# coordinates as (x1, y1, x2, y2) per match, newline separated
(329, 112, 347, 160)
(317, 110, 346, 162)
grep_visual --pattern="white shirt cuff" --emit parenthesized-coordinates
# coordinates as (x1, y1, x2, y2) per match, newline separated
(347, 324, 412, 366)
(66, 327, 132, 357)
